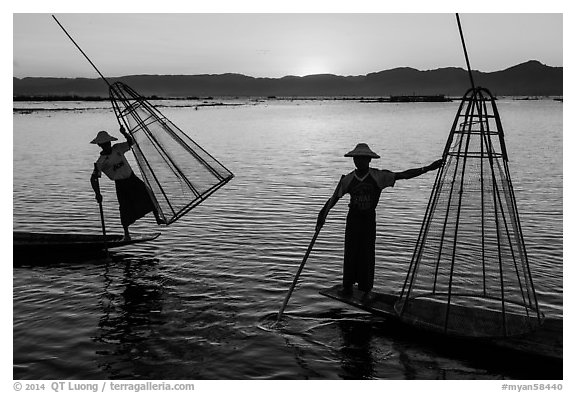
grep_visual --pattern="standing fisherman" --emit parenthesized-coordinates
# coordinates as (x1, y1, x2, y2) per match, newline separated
(90, 126, 163, 240)
(316, 143, 442, 297)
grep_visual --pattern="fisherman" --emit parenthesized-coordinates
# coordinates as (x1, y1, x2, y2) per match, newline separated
(316, 143, 442, 298)
(90, 126, 163, 241)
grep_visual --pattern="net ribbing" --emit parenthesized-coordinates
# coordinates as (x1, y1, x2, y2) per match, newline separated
(395, 87, 541, 337)
(110, 82, 233, 225)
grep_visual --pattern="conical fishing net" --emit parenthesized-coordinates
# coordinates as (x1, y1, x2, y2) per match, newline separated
(110, 82, 233, 225)
(394, 87, 542, 337)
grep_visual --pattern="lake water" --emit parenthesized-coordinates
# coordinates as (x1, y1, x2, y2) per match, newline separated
(13, 98, 563, 380)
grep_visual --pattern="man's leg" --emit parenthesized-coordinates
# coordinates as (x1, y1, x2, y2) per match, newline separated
(357, 212, 376, 293)
(122, 225, 131, 241)
(342, 213, 358, 295)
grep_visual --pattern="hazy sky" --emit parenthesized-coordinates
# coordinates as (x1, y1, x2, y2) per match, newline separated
(13, 13, 562, 79)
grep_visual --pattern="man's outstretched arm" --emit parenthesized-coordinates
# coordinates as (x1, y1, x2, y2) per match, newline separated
(395, 158, 443, 180)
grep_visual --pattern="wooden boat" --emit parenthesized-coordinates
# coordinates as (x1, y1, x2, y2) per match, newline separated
(320, 284, 562, 377)
(13, 231, 160, 260)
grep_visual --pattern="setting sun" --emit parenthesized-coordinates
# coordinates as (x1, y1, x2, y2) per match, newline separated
(294, 59, 333, 76)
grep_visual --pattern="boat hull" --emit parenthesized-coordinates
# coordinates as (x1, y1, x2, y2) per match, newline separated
(320, 284, 562, 377)
(13, 231, 160, 261)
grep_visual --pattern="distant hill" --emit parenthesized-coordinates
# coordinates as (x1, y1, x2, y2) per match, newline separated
(13, 60, 562, 99)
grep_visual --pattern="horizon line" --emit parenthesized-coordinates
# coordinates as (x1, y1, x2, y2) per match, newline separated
(13, 59, 561, 80)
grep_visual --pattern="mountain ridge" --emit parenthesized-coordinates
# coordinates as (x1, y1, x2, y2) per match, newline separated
(13, 60, 562, 98)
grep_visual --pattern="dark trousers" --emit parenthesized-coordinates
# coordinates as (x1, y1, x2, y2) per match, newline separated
(343, 209, 376, 292)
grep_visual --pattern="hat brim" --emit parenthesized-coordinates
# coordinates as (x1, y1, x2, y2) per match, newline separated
(344, 152, 380, 159)
(90, 136, 118, 144)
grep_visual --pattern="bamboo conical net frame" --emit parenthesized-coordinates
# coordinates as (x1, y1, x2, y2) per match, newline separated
(110, 82, 234, 225)
(394, 87, 542, 337)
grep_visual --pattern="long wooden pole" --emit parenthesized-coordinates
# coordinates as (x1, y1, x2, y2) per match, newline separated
(92, 163, 109, 254)
(276, 229, 321, 322)
(456, 13, 476, 91)
(52, 15, 111, 88)
(97, 198, 109, 255)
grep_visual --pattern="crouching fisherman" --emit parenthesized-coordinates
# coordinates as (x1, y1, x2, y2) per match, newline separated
(90, 126, 164, 241)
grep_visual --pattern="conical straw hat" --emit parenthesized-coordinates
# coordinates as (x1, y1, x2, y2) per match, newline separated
(344, 143, 380, 158)
(90, 130, 118, 144)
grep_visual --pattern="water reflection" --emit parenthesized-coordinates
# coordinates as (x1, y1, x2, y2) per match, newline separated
(337, 319, 375, 379)
(94, 254, 164, 379)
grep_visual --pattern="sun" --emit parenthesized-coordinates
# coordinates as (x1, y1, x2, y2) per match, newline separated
(294, 59, 333, 77)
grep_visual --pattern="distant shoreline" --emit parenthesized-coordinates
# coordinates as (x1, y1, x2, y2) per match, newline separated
(13, 95, 449, 102)
(12, 94, 563, 103)
(12, 95, 563, 115)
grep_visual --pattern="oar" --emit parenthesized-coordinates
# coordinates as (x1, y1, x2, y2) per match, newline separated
(92, 165, 109, 255)
(97, 196, 109, 255)
(276, 228, 321, 323)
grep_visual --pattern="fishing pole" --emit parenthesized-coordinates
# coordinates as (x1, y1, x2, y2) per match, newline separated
(456, 13, 476, 91)
(52, 15, 126, 131)
(52, 15, 111, 88)
(53, 13, 128, 135)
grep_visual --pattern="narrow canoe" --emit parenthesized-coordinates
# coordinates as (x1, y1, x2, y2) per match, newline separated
(13, 231, 160, 259)
(320, 284, 562, 378)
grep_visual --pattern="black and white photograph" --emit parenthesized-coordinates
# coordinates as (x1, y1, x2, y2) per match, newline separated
(10, 5, 565, 387)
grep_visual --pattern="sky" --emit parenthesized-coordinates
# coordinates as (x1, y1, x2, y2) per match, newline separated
(12, 12, 563, 79)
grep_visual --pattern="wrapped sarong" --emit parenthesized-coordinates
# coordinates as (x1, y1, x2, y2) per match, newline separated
(343, 209, 377, 292)
(115, 172, 155, 227)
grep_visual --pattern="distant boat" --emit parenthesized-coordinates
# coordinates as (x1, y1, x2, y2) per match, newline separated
(389, 94, 452, 103)
(13, 231, 160, 261)
(514, 96, 541, 101)
(360, 95, 453, 103)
